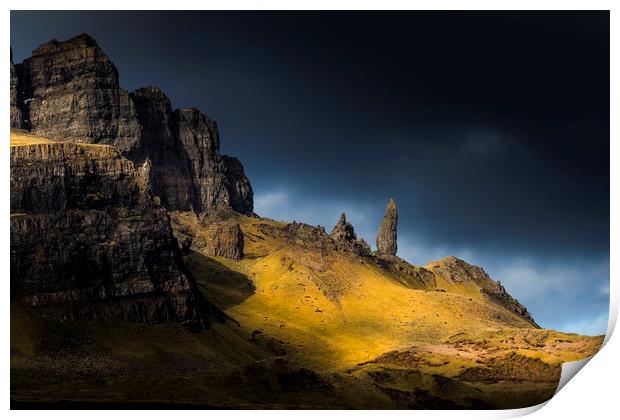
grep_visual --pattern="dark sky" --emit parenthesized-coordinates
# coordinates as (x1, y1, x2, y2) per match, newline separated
(10, 11, 610, 335)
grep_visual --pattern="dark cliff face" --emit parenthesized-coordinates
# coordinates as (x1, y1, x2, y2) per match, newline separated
(13, 34, 142, 154)
(11, 33, 253, 216)
(9, 32, 255, 324)
(222, 155, 254, 215)
(10, 141, 201, 323)
(175, 108, 230, 213)
(130, 87, 196, 211)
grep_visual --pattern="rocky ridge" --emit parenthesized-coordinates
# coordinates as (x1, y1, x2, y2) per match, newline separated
(427, 256, 538, 326)
(330, 213, 372, 255)
(11, 33, 253, 215)
(482, 281, 538, 327)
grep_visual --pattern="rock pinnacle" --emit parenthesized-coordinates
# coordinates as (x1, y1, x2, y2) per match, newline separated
(376, 198, 398, 255)
(330, 212, 357, 242)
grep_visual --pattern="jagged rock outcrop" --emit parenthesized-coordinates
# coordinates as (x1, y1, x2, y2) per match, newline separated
(427, 256, 538, 327)
(330, 213, 371, 256)
(281, 222, 335, 251)
(257, 222, 336, 254)
(11, 33, 253, 215)
(175, 108, 253, 214)
(13, 34, 142, 153)
(376, 198, 398, 255)
(255, 214, 376, 258)
(330, 213, 356, 242)
(191, 221, 245, 261)
(10, 139, 201, 323)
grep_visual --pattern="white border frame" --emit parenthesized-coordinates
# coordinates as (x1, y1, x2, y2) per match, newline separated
(3, 2, 617, 419)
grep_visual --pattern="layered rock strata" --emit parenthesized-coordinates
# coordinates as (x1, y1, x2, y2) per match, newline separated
(12, 34, 141, 152)
(10, 140, 200, 322)
(11, 33, 253, 215)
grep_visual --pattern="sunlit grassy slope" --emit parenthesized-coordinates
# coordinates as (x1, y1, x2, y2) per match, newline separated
(10, 128, 109, 148)
(184, 213, 602, 373)
(176, 212, 603, 407)
(10, 129, 54, 146)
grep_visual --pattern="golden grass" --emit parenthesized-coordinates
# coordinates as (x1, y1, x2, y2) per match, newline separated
(184, 213, 602, 374)
(10, 128, 110, 148)
(10, 129, 54, 146)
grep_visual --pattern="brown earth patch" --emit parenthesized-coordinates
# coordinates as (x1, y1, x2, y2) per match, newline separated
(458, 352, 560, 383)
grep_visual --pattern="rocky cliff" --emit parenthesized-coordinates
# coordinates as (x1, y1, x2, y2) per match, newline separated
(9, 33, 254, 323)
(11, 33, 253, 215)
(11, 34, 141, 152)
(10, 133, 201, 323)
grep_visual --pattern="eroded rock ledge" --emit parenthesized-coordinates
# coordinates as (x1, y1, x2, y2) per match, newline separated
(11, 33, 253, 215)
(10, 140, 201, 323)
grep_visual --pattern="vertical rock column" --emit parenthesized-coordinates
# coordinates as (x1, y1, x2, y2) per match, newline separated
(376, 198, 398, 255)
